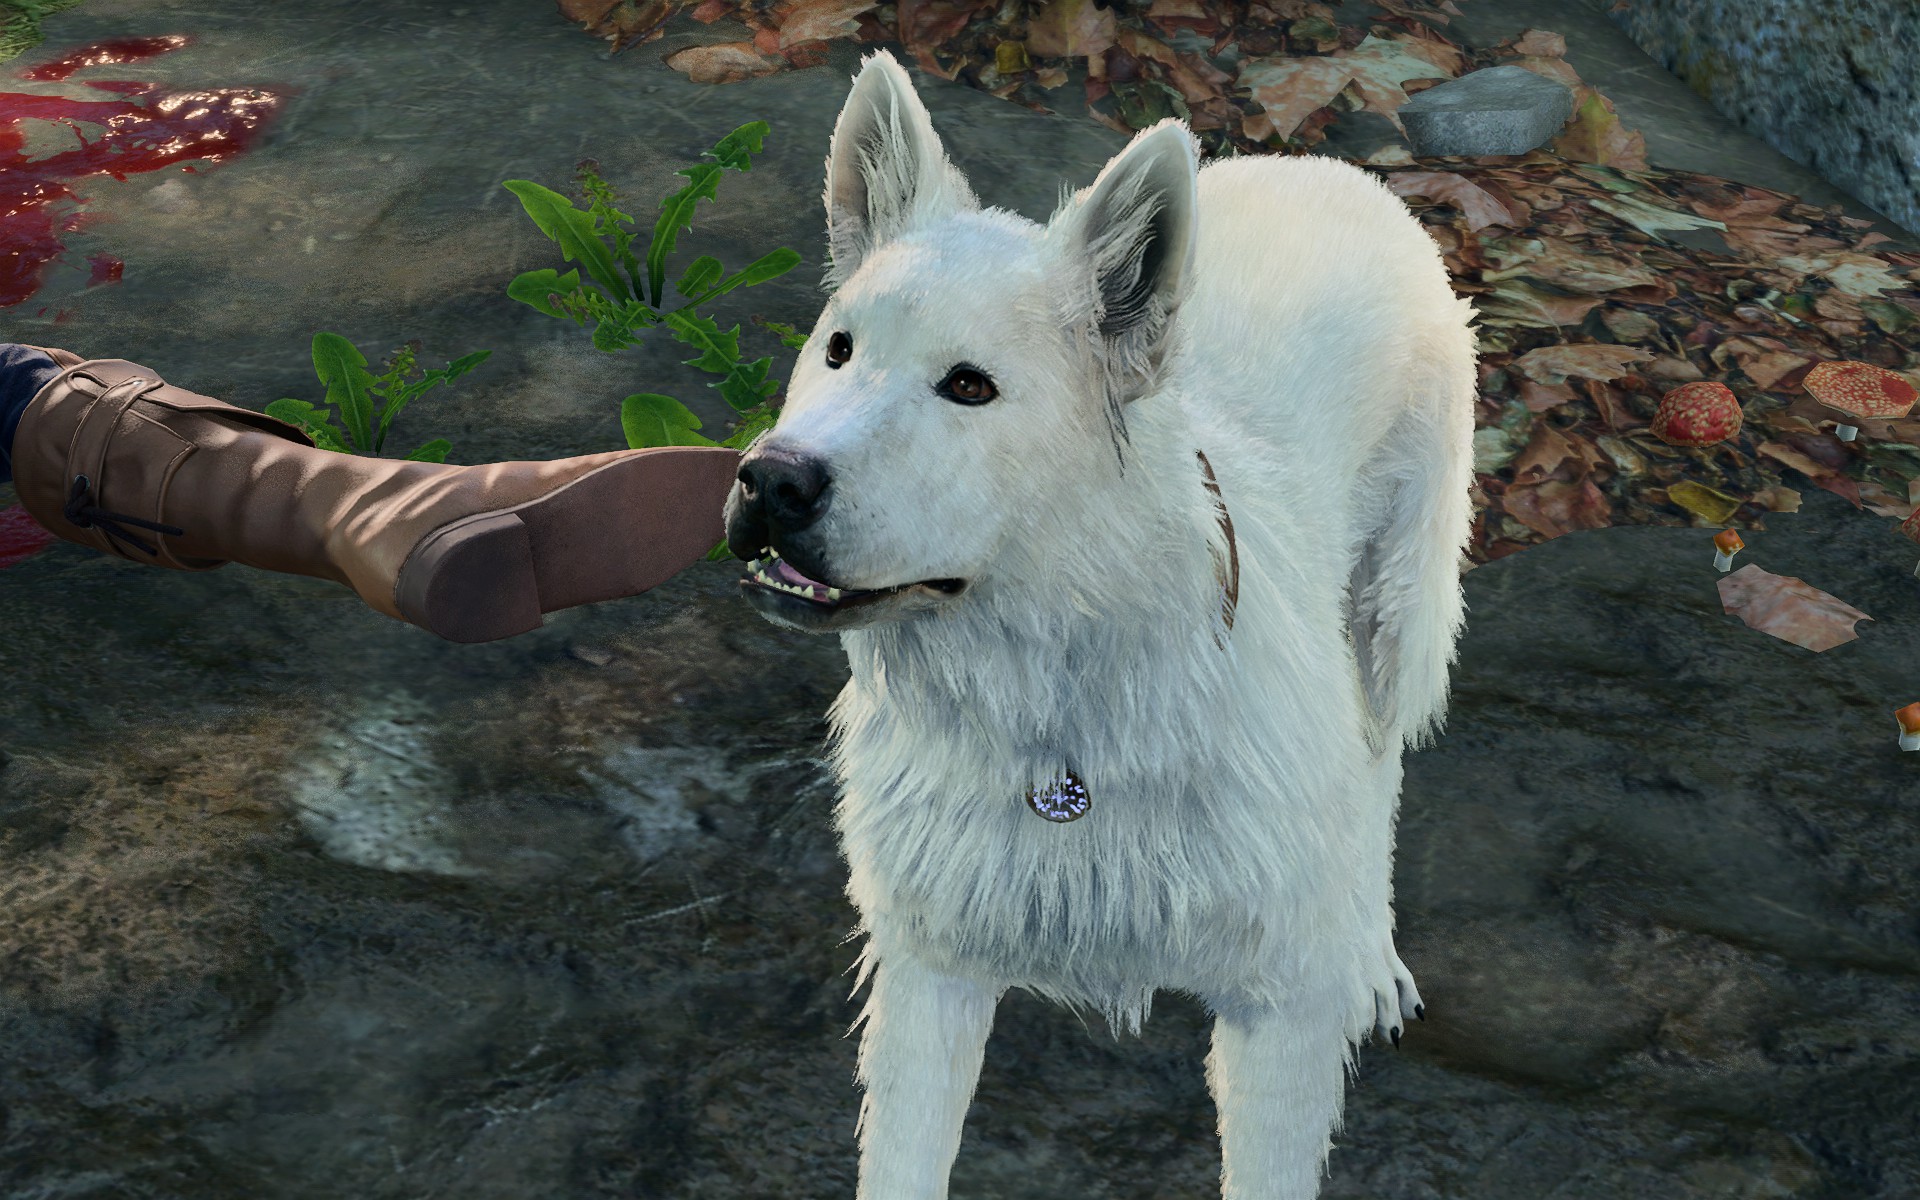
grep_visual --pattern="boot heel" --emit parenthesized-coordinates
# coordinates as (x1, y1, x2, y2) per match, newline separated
(395, 512, 544, 643)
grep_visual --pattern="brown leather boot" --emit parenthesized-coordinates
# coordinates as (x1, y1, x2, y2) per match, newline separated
(10, 348, 742, 643)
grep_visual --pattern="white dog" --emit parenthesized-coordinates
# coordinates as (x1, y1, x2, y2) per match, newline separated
(723, 49, 1477, 1200)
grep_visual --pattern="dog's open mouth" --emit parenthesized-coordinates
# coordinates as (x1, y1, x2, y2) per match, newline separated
(743, 553, 966, 611)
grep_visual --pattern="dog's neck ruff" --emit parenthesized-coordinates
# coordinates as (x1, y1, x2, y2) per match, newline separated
(1024, 448, 1239, 823)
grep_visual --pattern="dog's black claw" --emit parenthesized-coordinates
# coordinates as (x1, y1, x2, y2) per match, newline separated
(1415, 1004, 1425, 1021)
(1390, 1026, 1401, 1048)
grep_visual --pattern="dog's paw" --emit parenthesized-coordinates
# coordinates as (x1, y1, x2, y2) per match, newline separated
(1370, 934, 1424, 1047)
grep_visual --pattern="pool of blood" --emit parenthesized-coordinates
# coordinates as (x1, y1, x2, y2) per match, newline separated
(1, 34, 288, 312)
(1, 33, 288, 564)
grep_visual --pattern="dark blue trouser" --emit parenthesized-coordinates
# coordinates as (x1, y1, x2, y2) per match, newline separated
(0, 343, 63, 487)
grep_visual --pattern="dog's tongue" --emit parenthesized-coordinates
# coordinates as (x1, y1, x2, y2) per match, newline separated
(771, 557, 824, 588)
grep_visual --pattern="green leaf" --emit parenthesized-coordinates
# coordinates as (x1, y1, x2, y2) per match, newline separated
(648, 167, 725, 311)
(588, 299, 659, 352)
(646, 121, 773, 311)
(620, 392, 721, 448)
(717, 355, 777, 413)
(404, 438, 453, 463)
(263, 398, 354, 453)
(676, 255, 724, 298)
(574, 160, 648, 305)
(311, 332, 378, 452)
(726, 246, 800, 291)
(682, 246, 802, 309)
(375, 348, 491, 452)
(703, 537, 733, 562)
(506, 267, 584, 318)
(759, 318, 812, 351)
(502, 180, 629, 303)
(662, 309, 743, 376)
(721, 406, 778, 450)
(708, 120, 770, 171)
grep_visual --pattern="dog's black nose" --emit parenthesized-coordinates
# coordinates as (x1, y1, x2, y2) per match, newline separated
(737, 447, 832, 534)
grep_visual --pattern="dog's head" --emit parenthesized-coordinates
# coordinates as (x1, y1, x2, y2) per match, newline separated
(727, 50, 1201, 634)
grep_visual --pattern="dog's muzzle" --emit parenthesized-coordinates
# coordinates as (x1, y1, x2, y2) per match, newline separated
(728, 444, 965, 615)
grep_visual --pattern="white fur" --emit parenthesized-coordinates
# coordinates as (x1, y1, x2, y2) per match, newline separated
(732, 50, 1478, 1199)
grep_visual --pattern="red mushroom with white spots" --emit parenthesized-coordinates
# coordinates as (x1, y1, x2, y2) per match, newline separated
(1803, 360, 1919, 442)
(1712, 528, 1744, 572)
(1651, 381, 1743, 448)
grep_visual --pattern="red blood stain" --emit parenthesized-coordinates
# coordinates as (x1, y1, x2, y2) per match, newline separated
(1, 34, 288, 313)
(0, 503, 55, 567)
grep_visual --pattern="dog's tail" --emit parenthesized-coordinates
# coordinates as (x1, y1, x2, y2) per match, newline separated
(1349, 294, 1479, 754)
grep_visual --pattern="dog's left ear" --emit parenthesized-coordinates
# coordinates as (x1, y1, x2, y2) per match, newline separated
(822, 50, 979, 291)
(1049, 118, 1199, 385)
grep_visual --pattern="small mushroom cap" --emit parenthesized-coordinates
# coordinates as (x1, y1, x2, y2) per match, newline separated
(1651, 381, 1743, 447)
(1901, 505, 1920, 545)
(1803, 360, 1919, 422)
(1899, 702, 1920, 735)
(1714, 529, 1744, 553)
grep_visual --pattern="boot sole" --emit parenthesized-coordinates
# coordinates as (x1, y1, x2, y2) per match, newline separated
(394, 449, 732, 644)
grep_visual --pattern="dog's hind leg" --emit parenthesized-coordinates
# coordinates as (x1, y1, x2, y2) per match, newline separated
(850, 949, 1001, 1200)
(1345, 299, 1474, 1042)
(1362, 746, 1424, 1042)
(1203, 986, 1359, 1200)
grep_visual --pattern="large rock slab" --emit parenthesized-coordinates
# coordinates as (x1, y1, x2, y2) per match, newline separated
(1598, 0, 1920, 242)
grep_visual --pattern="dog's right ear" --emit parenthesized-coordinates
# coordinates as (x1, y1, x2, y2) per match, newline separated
(822, 50, 979, 291)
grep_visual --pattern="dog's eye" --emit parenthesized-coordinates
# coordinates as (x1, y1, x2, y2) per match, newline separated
(939, 365, 997, 405)
(825, 330, 852, 368)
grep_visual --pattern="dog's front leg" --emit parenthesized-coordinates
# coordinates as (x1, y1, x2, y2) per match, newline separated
(1204, 988, 1357, 1200)
(852, 950, 1001, 1200)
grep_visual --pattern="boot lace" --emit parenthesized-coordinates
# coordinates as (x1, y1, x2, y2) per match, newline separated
(63, 473, 186, 559)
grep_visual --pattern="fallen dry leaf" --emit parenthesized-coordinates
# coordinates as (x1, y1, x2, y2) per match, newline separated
(665, 41, 787, 83)
(1511, 342, 1654, 384)
(1552, 88, 1648, 172)
(1858, 478, 1914, 518)
(1501, 475, 1613, 537)
(895, 0, 989, 61)
(1385, 170, 1522, 232)
(556, 0, 680, 53)
(1774, 251, 1909, 298)
(1472, 278, 1607, 329)
(1717, 564, 1871, 652)
(1517, 378, 1578, 411)
(1025, 0, 1117, 59)
(1482, 234, 1669, 296)
(1510, 421, 1579, 482)
(1642, 354, 1707, 382)
(1587, 192, 1728, 241)
(1509, 29, 1566, 56)
(1236, 34, 1459, 143)
(1142, 0, 1221, 37)
(1754, 439, 1844, 482)
(777, 0, 880, 48)
(1666, 479, 1744, 524)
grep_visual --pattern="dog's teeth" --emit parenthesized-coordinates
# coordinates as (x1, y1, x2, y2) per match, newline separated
(826, 587, 842, 600)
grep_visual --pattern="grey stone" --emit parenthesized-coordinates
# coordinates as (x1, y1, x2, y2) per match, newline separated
(1399, 64, 1577, 157)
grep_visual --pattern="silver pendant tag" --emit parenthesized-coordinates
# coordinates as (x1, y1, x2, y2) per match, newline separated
(1025, 770, 1090, 822)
